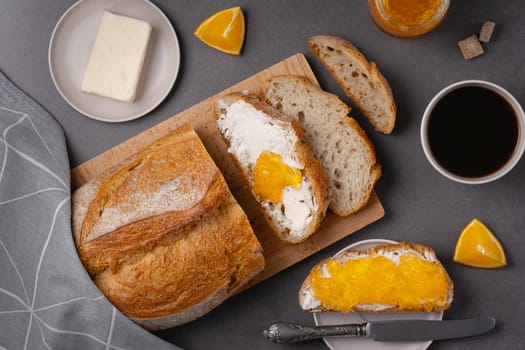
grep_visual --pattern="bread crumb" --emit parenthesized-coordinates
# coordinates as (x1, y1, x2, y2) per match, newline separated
(458, 35, 484, 60)
(479, 21, 495, 43)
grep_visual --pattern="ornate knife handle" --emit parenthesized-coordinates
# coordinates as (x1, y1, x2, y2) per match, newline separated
(263, 322, 367, 343)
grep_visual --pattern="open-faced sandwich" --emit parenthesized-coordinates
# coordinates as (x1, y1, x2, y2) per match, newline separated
(300, 242, 453, 313)
(216, 93, 329, 243)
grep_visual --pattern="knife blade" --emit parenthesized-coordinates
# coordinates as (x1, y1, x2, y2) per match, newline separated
(263, 317, 495, 344)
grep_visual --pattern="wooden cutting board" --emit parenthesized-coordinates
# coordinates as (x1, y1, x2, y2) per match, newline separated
(71, 53, 384, 290)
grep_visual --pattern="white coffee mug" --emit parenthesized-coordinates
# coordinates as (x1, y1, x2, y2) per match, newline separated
(420, 80, 525, 184)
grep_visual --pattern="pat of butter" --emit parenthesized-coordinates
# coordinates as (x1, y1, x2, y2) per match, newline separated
(81, 11, 152, 103)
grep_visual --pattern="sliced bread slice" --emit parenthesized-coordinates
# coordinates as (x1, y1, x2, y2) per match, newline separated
(263, 75, 381, 216)
(216, 93, 329, 243)
(309, 35, 396, 134)
(299, 242, 454, 313)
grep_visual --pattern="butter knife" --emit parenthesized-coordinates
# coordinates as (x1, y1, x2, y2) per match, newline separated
(263, 317, 495, 343)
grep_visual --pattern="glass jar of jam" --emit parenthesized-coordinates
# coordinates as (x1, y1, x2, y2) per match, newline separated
(368, 0, 450, 38)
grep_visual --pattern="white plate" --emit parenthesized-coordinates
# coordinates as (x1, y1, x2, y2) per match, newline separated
(313, 239, 444, 350)
(49, 0, 180, 122)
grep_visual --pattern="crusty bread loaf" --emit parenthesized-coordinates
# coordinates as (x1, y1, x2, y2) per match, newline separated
(72, 123, 264, 330)
(299, 242, 453, 313)
(309, 35, 396, 134)
(263, 75, 381, 216)
(216, 93, 329, 243)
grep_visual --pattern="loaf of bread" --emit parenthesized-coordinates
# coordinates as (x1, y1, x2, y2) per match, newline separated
(72, 123, 265, 330)
(263, 75, 381, 216)
(299, 242, 453, 313)
(309, 35, 396, 134)
(216, 93, 329, 243)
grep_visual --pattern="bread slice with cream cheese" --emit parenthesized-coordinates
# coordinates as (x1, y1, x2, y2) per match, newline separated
(216, 93, 329, 243)
(299, 242, 453, 313)
(263, 75, 381, 216)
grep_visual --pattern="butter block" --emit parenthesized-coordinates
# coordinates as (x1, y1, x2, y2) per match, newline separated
(81, 11, 152, 102)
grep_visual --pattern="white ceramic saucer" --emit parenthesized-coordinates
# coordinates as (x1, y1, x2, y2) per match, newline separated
(49, 0, 180, 122)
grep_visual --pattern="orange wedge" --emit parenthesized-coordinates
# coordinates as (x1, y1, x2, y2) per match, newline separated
(194, 6, 245, 55)
(453, 218, 507, 268)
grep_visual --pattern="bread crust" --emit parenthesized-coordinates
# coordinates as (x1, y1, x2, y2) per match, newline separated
(72, 124, 265, 329)
(338, 118, 382, 216)
(216, 93, 329, 243)
(299, 242, 453, 313)
(293, 135, 330, 239)
(309, 35, 396, 134)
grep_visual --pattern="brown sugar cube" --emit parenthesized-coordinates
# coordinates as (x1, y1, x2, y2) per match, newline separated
(479, 21, 496, 43)
(458, 35, 484, 60)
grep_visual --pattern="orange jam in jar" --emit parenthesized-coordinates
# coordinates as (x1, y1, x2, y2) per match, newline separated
(368, 0, 450, 38)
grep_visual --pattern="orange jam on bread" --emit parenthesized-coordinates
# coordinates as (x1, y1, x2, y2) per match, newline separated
(253, 151, 302, 202)
(309, 255, 450, 312)
(368, 0, 449, 38)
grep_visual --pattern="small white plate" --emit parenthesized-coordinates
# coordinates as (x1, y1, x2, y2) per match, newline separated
(313, 239, 444, 350)
(49, 0, 180, 122)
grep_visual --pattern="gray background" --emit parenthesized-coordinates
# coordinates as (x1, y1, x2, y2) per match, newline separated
(1, 0, 524, 349)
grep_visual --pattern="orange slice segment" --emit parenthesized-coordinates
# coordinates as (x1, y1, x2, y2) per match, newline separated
(453, 218, 507, 268)
(194, 6, 245, 55)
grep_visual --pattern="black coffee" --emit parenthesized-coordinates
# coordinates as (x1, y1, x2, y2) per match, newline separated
(428, 86, 518, 178)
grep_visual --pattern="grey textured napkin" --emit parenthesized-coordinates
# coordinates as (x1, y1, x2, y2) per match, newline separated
(0, 72, 180, 350)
